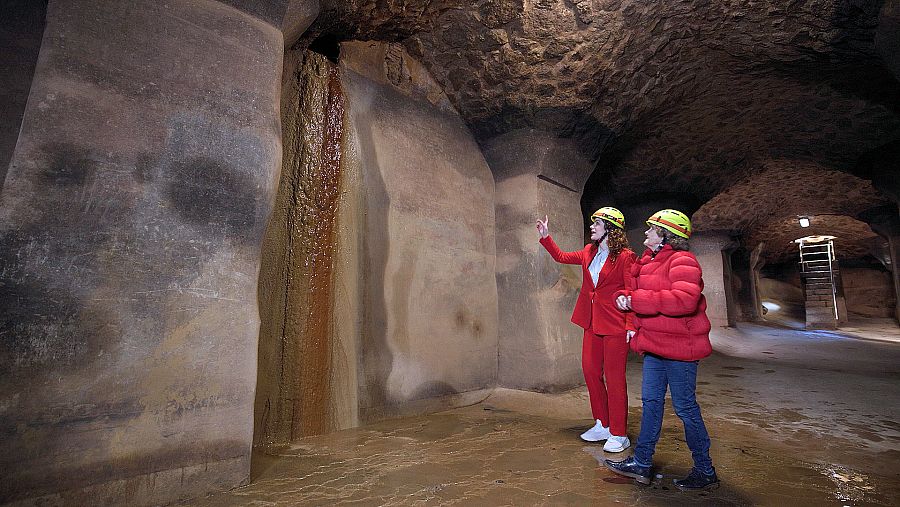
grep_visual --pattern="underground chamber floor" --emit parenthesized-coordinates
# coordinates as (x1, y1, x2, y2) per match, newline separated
(196, 324, 900, 506)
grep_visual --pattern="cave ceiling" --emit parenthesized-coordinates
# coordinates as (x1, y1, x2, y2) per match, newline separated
(693, 161, 890, 262)
(302, 0, 900, 260)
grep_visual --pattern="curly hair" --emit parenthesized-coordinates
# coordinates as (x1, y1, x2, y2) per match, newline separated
(595, 222, 631, 258)
(654, 226, 690, 251)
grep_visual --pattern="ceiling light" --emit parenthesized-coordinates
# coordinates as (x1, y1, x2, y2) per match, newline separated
(798, 216, 810, 228)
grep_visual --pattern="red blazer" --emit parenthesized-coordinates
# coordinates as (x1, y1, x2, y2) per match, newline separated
(540, 235, 635, 335)
(616, 245, 712, 361)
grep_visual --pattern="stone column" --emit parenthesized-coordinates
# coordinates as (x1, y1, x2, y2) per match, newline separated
(0, 1, 283, 504)
(721, 248, 739, 327)
(692, 232, 737, 330)
(485, 130, 592, 391)
(749, 242, 766, 321)
(888, 235, 900, 323)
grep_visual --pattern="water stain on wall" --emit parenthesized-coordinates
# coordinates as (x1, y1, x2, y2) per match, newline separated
(40, 142, 95, 186)
(164, 156, 260, 235)
(255, 51, 345, 445)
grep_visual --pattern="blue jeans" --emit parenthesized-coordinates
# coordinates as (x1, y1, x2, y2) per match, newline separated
(632, 353, 715, 475)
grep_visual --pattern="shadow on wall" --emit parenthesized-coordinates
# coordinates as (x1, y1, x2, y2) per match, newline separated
(0, 0, 47, 190)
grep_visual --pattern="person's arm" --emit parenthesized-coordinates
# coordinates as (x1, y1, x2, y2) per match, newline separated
(536, 215, 582, 264)
(621, 251, 636, 335)
(630, 253, 704, 317)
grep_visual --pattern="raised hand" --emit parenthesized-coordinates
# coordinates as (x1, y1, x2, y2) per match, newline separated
(536, 215, 549, 238)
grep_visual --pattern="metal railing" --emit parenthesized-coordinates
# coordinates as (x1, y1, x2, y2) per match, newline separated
(798, 240, 838, 320)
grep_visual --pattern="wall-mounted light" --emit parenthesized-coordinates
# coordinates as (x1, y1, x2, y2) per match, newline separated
(798, 216, 810, 228)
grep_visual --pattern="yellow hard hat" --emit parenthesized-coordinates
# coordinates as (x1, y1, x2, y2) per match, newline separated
(646, 209, 692, 238)
(590, 207, 625, 229)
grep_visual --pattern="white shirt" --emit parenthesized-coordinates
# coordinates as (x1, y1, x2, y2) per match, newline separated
(589, 247, 608, 286)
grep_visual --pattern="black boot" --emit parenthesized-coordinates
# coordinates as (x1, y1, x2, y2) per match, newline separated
(604, 456, 652, 485)
(674, 468, 719, 491)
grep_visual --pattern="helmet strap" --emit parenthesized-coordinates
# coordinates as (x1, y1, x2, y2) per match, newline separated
(592, 219, 610, 247)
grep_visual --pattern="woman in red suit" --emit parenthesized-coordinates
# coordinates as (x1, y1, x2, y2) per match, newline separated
(536, 207, 636, 452)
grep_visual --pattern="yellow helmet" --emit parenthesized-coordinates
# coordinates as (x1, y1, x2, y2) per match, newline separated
(590, 207, 625, 229)
(646, 209, 692, 238)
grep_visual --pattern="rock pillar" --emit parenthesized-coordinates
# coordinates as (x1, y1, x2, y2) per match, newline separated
(867, 212, 900, 325)
(692, 233, 737, 330)
(891, 235, 900, 324)
(485, 130, 592, 391)
(749, 242, 766, 321)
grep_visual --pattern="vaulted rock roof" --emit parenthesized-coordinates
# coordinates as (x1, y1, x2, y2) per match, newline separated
(302, 0, 900, 262)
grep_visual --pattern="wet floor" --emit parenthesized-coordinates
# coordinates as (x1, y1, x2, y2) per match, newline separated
(195, 321, 900, 506)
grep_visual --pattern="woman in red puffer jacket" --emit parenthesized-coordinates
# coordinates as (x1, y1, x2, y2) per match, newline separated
(604, 209, 720, 492)
(625, 238, 712, 361)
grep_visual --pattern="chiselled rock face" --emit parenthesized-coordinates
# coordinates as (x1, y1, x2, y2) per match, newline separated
(306, 0, 900, 260)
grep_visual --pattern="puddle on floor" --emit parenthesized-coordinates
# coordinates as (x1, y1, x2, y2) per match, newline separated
(192, 403, 899, 506)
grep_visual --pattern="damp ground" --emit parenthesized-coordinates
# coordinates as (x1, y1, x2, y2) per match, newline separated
(195, 319, 900, 506)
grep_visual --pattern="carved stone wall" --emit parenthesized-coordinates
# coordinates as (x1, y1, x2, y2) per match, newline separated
(0, 1, 283, 503)
(341, 43, 500, 421)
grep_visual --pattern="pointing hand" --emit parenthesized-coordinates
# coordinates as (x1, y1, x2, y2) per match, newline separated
(536, 215, 549, 238)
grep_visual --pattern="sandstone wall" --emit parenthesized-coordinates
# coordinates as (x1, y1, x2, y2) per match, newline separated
(759, 277, 805, 305)
(486, 131, 591, 391)
(0, 1, 282, 504)
(843, 267, 896, 318)
(341, 43, 499, 420)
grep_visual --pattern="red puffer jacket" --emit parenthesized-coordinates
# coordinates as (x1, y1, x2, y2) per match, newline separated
(617, 245, 712, 361)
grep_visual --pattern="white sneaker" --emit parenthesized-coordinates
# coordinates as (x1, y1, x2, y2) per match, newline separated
(580, 420, 612, 442)
(603, 435, 631, 452)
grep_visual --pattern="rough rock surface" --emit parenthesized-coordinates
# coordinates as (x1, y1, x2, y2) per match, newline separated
(694, 161, 890, 262)
(304, 0, 900, 262)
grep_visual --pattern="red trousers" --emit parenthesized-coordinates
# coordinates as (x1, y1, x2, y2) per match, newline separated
(582, 329, 628, 436)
